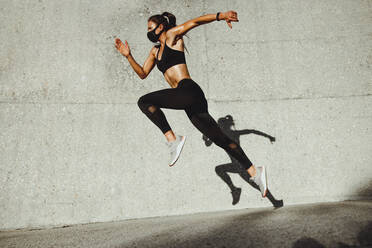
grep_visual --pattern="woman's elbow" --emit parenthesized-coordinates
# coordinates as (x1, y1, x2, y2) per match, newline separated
(139, 73, 147, 80)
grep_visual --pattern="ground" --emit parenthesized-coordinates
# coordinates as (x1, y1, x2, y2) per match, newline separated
(0, 200, 371, 248)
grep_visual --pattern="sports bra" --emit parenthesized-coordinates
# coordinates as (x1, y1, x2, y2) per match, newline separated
(155, 39, 186, 74)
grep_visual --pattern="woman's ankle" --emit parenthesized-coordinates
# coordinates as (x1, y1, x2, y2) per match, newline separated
(164, 130, 176, 142)
(247, 165, 256, 177)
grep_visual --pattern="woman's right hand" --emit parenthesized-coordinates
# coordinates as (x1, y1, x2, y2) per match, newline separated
(115, 38, 130, 57)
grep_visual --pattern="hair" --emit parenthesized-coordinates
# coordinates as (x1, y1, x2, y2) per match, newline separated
(148, 11, 189, 54)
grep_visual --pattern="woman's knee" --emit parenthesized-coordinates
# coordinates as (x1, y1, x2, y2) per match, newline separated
(137, 95, 150, 112)
(215, 165, 223, 174)
(137, 96, 158, 114)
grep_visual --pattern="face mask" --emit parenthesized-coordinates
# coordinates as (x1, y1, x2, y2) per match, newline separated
(147, 23, 164, 43)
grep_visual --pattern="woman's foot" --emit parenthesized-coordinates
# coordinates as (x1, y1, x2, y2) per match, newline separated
(249, 166, 268, 197)
(166, 135, 186, 166)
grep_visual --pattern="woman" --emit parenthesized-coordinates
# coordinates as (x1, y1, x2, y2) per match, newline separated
(114, 11, 269, 197)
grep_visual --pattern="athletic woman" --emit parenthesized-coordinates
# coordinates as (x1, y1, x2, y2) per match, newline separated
(114, 11, 269, 197)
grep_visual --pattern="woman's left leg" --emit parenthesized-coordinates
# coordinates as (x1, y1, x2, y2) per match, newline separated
(181, 78, 267, 196)
(186, 110, 269, 197)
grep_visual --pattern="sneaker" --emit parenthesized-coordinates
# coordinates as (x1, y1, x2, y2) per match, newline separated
(165, 135, 186, 167)
(249, 166, 268, 197)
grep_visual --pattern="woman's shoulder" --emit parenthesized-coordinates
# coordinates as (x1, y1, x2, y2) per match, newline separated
(165, 29, 184, 45)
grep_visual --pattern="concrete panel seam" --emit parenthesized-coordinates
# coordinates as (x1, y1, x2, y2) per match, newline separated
(1, 93, 370, 105)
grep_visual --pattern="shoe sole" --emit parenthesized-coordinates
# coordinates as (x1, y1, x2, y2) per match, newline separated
(169, 136, 186, 167)
(261, 166, 268, 197)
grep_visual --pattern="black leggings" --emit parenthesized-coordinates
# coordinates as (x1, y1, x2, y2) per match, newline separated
(137, 78, 253, 169)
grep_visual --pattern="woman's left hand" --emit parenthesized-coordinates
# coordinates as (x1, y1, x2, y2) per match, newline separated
(221, 11, 239, 29)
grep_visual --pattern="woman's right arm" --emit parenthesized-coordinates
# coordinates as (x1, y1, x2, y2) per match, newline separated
(115, 38, 156, 80)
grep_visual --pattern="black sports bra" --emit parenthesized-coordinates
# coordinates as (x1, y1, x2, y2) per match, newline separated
(155, 39, 186, 74)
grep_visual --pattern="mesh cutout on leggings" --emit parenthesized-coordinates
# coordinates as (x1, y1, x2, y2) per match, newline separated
(137, 100, 172, 134)
(148, 105, 157, 113)
(229, 143, 238, 149)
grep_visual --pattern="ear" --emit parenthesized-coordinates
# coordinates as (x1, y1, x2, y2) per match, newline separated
(159, 23, 166, 31)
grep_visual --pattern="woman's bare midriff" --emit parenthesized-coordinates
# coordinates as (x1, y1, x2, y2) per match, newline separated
(163, 63, 192, 88)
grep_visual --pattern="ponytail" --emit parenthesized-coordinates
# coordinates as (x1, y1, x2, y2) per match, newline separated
(161, 12, 176, 30)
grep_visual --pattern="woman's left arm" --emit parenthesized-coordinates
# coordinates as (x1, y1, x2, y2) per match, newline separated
(168, 10, 239, 38)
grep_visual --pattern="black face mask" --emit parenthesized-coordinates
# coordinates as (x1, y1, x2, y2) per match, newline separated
(147, 23, 164, 43)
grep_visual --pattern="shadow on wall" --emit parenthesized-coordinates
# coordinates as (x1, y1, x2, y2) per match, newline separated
(201, 114, 283, 208)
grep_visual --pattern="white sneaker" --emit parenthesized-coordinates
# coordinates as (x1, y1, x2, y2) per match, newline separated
(165, 135, 186, 166)
(249, 166, 268, 197)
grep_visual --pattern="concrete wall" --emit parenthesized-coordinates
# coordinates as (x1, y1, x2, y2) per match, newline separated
(1, 0, 371, 230)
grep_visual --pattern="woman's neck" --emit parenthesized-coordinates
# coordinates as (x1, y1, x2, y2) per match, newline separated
(158, 32, 167, 44)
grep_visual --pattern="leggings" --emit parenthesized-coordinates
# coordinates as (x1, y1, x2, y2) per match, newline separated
(137, 78, 253, 169)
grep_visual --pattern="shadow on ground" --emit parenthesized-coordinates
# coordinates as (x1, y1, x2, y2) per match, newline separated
(124, 201, 372, 248)
(293, 221, 372, 248)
